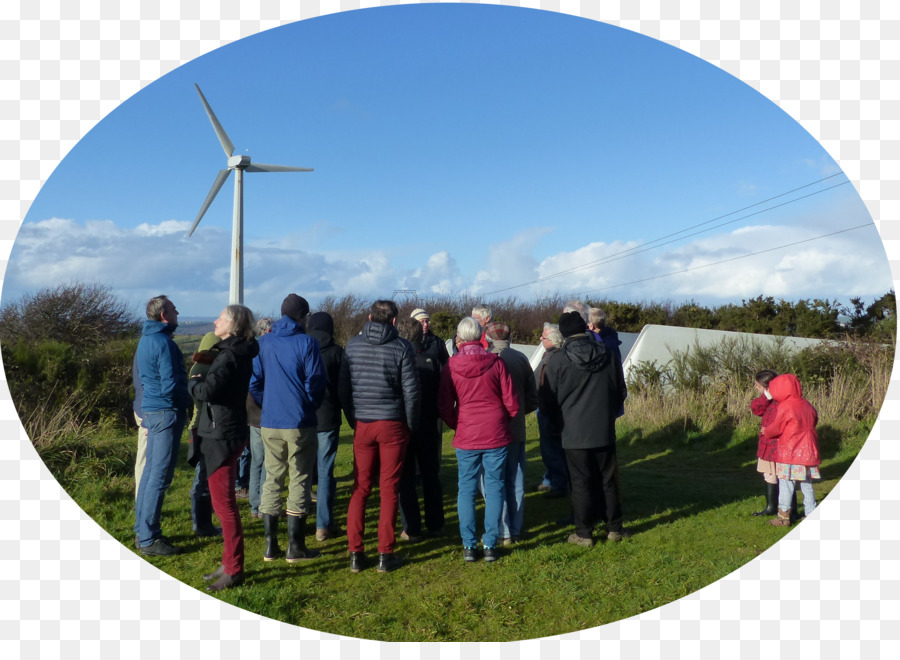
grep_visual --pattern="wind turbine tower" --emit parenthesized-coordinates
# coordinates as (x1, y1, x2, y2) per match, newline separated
(187, 83, 313, 305)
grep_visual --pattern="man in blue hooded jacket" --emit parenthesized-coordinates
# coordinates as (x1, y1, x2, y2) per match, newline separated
(134, 295, 192, 556)
(249, 293, 326, 563)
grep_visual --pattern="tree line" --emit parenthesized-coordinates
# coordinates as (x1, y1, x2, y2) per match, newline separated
(0, 283, 894, 437)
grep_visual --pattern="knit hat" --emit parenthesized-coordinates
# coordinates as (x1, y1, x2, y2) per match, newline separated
(307, 311, 335, 336)
(558, 311, 587, 338)
(483, 321, 510, 341)
(281, 294, 310, 322)
(410, 308, 430, 322)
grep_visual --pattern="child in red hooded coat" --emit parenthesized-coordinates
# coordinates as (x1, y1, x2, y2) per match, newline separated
(749, 370, 779, 517)
(762, 374, 821, 526)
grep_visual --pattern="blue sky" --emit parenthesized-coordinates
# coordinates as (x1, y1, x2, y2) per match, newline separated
(4, 4, 891, 318)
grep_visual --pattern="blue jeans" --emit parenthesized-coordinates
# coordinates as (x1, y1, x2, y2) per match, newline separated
(456, 446, 508, 549)
(235, 446, 250, 490)
(537, 411, 568, 492)
(134, 409, 186, 547)
(778, 478, 817, 515)
(316, 428, 340, 530)
(190, 456, 213, 532)
(248, 426, 266, 515)
(478, 441, 525, 538)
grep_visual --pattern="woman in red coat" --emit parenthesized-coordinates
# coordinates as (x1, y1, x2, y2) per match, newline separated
(438, 317, 519, 562)
(762, 373, 821, 526)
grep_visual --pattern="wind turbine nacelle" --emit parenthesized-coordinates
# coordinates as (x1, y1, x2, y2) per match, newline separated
(228, 155, 252, 169)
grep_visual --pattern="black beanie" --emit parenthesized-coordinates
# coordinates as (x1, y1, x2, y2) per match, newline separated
(307, 311, 334, 336)
(281, 294, 310, 322)
(559, 311, 587, 338)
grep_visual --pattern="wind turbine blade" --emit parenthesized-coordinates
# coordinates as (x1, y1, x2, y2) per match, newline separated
(194, 83, 235, 158)
(245, 163, 314, 173)
(188, 168, 232, 237)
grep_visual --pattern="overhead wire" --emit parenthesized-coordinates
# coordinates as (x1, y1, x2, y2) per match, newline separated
(481, 173, 851, 296)
(566, 222, 874, 298)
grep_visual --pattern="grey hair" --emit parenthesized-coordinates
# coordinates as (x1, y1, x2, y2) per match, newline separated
(225, 305, 256, 341)
(146, 295, 170, 321)
(563, 299, 589, 323)
(543, 323, 564, 349)
(456, 316, 483, 343)
(589, 307, 607, 328)
(471, 304, 492, 321)
(256, 316, 274, 336)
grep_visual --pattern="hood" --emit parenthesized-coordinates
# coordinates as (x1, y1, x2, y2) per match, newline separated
(198, 332, 219, 352)
(308, 329, 335, 349)
(363, 320, 398, 346)
(452, 342, 497, 378)
(272, 315, 306, 337)
(768, 373, 802, 402)
(563, 335, 609, 373)
(599, 326, 621, 345)
(142, 319, 176, 336)
(216, 335, 260, 360)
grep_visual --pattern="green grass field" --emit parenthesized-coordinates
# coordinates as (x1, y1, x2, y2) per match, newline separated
(55, 413, 862, 642)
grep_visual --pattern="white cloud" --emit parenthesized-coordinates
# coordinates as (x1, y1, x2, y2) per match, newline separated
(2, 215, 892, 319)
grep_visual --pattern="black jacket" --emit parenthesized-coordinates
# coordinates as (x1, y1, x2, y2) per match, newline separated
(539, 334, 626, 450)
(411, 339, 441, 428)
(421, 331, 450, 367)
(339, 321, 421, 431)
(188, 335, 260, 473)
(308, 328, 345, 432)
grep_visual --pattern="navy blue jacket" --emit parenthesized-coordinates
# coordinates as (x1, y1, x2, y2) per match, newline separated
(249, 316, 326, 429)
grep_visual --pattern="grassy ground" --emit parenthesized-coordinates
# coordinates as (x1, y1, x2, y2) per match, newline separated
(57, 412, 864, 642)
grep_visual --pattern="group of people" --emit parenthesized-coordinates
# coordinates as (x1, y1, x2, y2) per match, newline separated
(131, 291, 822, 591)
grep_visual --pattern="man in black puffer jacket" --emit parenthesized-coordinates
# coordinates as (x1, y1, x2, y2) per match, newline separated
(540, 311, 628, 548)
(339, 300, 420, 574)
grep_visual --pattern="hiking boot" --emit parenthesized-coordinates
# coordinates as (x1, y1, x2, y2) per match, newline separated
(140, 537, 184, 556)
(768, 508, 792, 527)
(400, 530, 422, 542)
(349, 552, 366, 573)
(376, 553, 403, 573)
(234, 488, 249, 499)
(535, 483, 551, 492)
(567, 533, 594, 547)
(463, 547, 478, 562)
(206, 571, 244, 592)
(483, 546, 500, 562)
(286, 515, 320, 562)
(606, 529, 632, 542)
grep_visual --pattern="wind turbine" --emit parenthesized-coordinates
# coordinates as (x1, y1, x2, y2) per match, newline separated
(187, 83, 313, 305)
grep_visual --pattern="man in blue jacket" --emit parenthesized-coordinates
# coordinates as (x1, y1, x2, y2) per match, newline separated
(249, 294, 326, 563)
(134, 295, 192, 556)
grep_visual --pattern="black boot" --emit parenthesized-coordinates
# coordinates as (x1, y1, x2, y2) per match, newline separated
(286, 515, 320, 563)
(790, 490, 803, 523)
(752, 482, 779, 517)
(263, 513, 282, 561)
(349, 551, 366, 573)
(376, 552, 403, 573)
(192, 494, 222, 537)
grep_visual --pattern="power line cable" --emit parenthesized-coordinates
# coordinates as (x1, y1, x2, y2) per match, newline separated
(482, 173, 850, 295)
(565, 222, 873, 298)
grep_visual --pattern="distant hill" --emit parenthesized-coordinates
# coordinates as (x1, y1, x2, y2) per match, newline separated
(176, 321, 215, 336)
